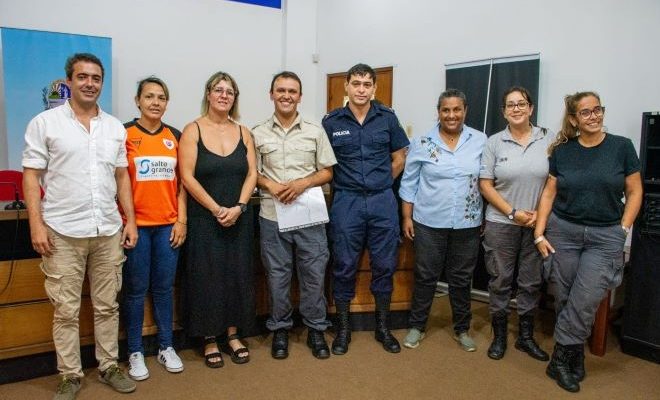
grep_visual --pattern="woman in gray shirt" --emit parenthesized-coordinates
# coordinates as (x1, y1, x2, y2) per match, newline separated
(479, 86, 554, 362)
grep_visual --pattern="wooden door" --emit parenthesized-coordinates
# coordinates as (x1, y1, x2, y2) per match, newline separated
(326, 66, 393, 112)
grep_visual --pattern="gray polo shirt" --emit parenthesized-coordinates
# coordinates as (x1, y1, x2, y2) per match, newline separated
(252, 113, 337, 222)
(480, 126, 555, 224)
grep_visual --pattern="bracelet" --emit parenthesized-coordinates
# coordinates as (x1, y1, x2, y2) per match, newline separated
(176, 220, 187, 225)
(622, 225, 631, 235)
(533, 235, 546, 245)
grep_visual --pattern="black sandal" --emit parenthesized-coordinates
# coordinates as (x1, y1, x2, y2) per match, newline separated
(203, 336, 224, 368)
(222, 334, 250, 364)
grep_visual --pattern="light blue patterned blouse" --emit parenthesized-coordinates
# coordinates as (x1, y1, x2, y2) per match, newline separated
(399, 123, 487, 229)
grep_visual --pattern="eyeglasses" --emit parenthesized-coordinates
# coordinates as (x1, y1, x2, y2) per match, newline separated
(574, 106, 605, 119)
(210, 87, 236, 97)
(504, 101, 529, 111)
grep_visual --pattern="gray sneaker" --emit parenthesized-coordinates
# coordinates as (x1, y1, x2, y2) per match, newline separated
(403, 328, 426, 349)
(454, 332, 477, 352)
(98, 364, 137, 393)
(54, 376, 81, 400)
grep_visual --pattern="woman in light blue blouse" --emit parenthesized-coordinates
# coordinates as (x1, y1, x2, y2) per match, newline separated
(399, 89, 486, 351)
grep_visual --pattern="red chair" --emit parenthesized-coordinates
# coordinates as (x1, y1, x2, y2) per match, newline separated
(0, 170, 24, 201)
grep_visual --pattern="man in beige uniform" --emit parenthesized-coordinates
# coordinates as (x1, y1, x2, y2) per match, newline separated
(252, 71, 336, 360)
(22, 53, 138, 400)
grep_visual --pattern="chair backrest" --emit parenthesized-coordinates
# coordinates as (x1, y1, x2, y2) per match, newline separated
(0, 170, 24, 201)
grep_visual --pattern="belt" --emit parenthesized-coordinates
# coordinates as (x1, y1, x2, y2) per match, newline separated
(335, 188, 389, 196)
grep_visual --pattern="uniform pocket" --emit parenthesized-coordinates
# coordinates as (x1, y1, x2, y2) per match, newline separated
(542, 253, 554, 282)
(291, 142, 316, 168)
(372, 131, 390, 145)
(40, 260, 64, 305)
(609, 252, 625, 289)
(331, 135, 358, 156)
(481, 237, 498, 277)
(257, 143, 278, 169)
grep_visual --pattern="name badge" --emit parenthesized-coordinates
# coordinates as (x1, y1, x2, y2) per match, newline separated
(332, 130, 350, 137)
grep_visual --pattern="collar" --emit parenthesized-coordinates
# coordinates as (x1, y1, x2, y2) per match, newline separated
(434, 123, 473, 149)
(502, 125, 545, 143)
(271, 113, 302, 132)
(63, 99, 103, 120)
(133, 118, 164, 135)
(340, 101, 380, 124)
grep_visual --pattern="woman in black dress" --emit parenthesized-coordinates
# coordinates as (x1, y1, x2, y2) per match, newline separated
(179, 71, 257, 368)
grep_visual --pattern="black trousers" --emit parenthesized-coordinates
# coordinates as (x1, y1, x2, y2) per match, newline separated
(409, 222, 480, 334)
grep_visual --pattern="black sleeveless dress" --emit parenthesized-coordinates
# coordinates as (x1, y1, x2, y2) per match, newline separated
(183, 123, 255, 337)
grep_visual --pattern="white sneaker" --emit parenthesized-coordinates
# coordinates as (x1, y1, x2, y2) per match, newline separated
(127, 352, 149, 381)
(158, 347, 184, 373)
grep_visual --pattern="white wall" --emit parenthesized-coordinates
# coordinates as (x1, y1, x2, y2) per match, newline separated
(314, 0, 660, 149)
(281, 0, 320, 121)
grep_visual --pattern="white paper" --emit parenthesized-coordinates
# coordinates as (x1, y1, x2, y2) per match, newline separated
(274, 186, 329, 232)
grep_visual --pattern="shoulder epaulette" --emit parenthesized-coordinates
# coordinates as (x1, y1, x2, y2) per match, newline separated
(301, 118, 322, 129)
(374, 102, 396, 114)
(323, 108, 342, 121)
(252, 118, 271, 131)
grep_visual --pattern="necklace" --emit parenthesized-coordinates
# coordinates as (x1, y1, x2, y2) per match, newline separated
(440, 131, 460, 142)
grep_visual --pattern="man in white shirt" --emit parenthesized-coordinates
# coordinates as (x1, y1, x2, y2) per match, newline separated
(22, 53, 138, 400)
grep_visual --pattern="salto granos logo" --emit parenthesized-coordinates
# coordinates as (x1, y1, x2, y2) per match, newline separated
(139, 159, 151, 175)
(134, 156, 177, 181)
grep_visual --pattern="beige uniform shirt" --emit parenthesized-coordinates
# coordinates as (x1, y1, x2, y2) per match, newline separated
(252, 114, 337, 221)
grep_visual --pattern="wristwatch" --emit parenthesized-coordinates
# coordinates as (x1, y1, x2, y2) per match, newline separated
(507, 208, 517, 221)
(237, 202, 248, 214)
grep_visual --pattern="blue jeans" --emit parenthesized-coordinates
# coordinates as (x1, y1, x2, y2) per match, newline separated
(123, 224, 179, 354)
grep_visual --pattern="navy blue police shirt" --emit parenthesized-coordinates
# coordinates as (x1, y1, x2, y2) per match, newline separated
(322, 101, 410, 191)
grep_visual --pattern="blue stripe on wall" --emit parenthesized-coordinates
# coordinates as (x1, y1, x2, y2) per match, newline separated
(227, 0, 281, 9)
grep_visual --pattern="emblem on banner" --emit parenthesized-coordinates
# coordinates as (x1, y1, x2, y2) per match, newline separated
(42, 79, 71, 110)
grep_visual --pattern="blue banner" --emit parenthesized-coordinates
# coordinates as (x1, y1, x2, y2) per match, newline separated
(227, 0, 281, 9)
(1, 28, 112, 170)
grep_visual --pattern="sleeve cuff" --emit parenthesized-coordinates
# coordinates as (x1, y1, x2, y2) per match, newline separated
(22, 159, 47, 169)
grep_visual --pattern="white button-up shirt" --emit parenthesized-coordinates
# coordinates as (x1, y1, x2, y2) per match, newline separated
(22, 100, 128, 238)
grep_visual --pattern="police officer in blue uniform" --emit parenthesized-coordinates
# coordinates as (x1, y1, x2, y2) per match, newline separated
(322, 63, 409, 354)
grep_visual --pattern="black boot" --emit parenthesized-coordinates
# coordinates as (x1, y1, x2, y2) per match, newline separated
(570, 343, 586, 382)
(271, 328, 289, 360)
(374, 295, 401, 353)
(331, 301, 351, 355)
(307, 328, 330, 359)
(515, 314, 549, 361)
(487, 311, 508, 360)
(546, 343, 580, 393)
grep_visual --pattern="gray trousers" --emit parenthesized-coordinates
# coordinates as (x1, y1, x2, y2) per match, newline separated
(483, 221, 543, 316)
(260, 217, 331, 331)
(544, 213, 626, 345)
